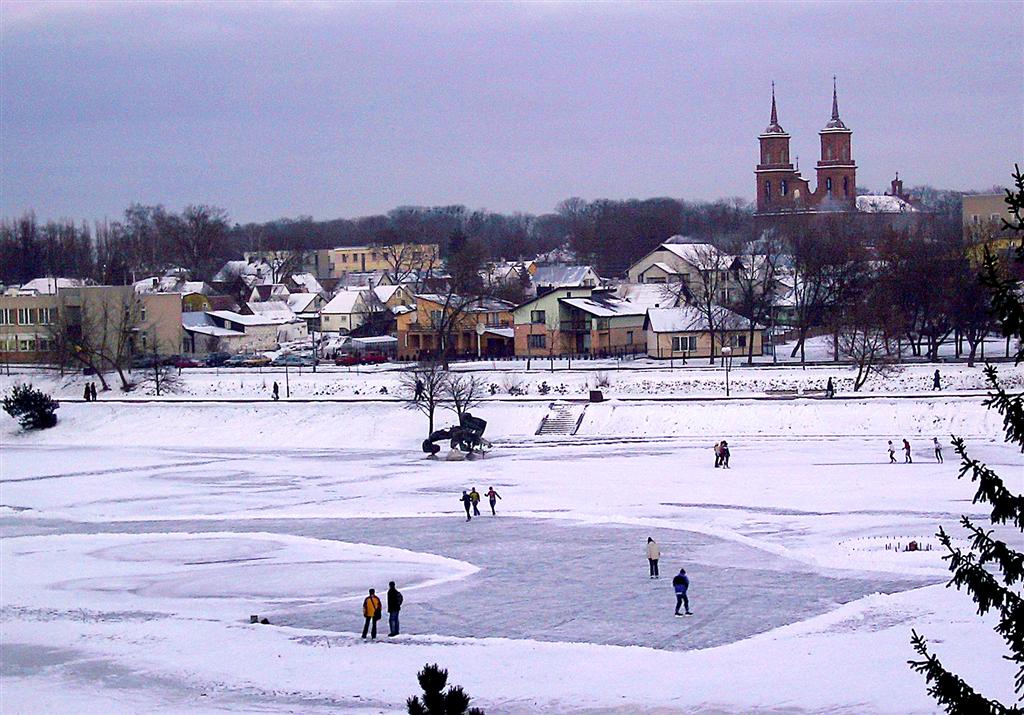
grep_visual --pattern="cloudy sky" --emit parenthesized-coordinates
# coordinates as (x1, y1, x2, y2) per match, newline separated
(2, 1, 1021, 224)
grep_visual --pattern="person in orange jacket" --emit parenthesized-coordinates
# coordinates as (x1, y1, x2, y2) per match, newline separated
(361, 588, 382, 639)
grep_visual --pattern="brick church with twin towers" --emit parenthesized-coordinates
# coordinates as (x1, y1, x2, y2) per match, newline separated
(755, 79, 863, 216)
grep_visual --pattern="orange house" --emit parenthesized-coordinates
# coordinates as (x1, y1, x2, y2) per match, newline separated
(397, 294, 515, 361)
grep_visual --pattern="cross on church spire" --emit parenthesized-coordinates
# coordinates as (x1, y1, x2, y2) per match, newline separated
(831, 75, 840, 121)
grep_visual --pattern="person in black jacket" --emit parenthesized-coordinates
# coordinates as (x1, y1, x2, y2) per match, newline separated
(673, 568, 691, 616)
(460, 491, 473, 521)
(387, 581, 403, 636)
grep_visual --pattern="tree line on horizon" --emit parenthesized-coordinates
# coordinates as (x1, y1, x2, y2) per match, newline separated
(0, 185, 967, 287)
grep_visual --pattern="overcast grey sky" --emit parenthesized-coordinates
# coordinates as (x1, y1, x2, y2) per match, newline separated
(2, 1, 1021, 224)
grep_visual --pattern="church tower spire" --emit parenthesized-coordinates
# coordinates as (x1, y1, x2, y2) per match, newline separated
(816, 76, 855, 208)
(825, 75, 846, 129)
(757, 82, 800, 213)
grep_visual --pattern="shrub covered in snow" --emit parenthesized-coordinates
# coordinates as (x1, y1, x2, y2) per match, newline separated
(3, 383, 59, 430)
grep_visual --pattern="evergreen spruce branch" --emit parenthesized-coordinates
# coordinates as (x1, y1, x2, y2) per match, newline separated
(980, 368, 1024, 450)
(909, 630, 1022, 715)
(939, 527, 1024, 696)
(958, 517, 1024, 588)
(951, 438, 1024, 530)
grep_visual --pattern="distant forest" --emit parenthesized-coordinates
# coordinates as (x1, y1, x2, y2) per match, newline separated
(0, 186, 966, 286)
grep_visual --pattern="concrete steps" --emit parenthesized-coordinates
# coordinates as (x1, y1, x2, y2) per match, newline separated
(536, 403, 587, 436)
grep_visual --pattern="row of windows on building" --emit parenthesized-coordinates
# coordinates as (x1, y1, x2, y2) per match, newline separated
(763, 176, 849, 203)
(668, 334, 746, 353)
(0, 307, 55, 326)
(0, 335, 56, 352)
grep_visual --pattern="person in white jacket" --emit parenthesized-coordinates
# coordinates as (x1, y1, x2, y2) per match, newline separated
(646, 537, 661, 579)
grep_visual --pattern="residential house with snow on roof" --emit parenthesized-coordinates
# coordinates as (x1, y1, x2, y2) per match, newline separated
(644, 306, 762, 360)
(512, 287, 646, 358)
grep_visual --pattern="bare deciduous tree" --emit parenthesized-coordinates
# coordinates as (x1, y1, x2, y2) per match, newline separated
(400, 361, 448, 436)
(444, 373, 486, 420)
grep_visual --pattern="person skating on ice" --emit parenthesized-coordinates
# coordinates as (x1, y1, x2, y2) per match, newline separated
(933, 437, 943, 463)
(903, 438, 913, 463)
(673, 568, 691, 616)
(460, 491, 473, 521)
(888, 440, 897, 464)
(469, 487, 481, 517)
(485, 487, 501, 515)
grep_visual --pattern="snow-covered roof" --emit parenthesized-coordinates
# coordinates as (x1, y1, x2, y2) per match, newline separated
(182, 311, 245, 336)
(322, 290, 366, 315)
(372, 284, 405, 304)
(484, 327, 514, 338)
(532, 265, 598, 287)
(856, 195, 918, 213)
(20, 277, 83, 295)
(352, 335, 399, 346)
(649, 262, 680, 275)
(660, 242, 727, 265)
(208, 310, 299, 327)
(246, 301, 296, 321)
(287, 293, 318, 313)
(560, 296, 646, 318)
(617, 283, 680, 309)
(646, 306, 750, 333)
(289, 272, 323, 294)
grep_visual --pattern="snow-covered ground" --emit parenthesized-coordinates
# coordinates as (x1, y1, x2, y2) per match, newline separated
(2, 385, 1022, 712)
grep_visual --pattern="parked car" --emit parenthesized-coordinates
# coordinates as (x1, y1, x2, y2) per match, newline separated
(203, 351, 232, 367)
(130, 355, 161, 369)
(271, 354, 314, 367)
(222, 355, 251, 367)
(334, 351, 388, 366)
(172, 357, 202, 368)
(241, 355, 272, 368)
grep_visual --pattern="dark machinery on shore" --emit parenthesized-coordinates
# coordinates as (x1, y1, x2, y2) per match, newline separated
(422, 412, 492, 457)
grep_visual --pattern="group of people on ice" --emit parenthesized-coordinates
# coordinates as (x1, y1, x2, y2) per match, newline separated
(360, 581, 404, 639)
(887, 437, 945, 464)
(646, 538, 692, 616)
(713, 441, 732, 468)
(460, 486, 501, 520)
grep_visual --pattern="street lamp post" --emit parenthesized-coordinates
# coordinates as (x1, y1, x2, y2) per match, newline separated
(721, 345, 733, 397)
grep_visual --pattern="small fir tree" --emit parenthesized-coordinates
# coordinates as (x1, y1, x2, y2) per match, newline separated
(3, 383, 59, 430)
(908, 166, 1024, 714)
(407, 663, 485, 715)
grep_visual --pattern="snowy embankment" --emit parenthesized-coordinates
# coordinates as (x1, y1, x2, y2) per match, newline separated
(4, 393, 1001, 450)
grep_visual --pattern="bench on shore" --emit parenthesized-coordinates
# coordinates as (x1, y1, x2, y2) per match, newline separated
(765, 388, 828, 396)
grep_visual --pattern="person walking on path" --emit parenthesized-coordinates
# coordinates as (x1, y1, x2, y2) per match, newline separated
(933, 369, 942, 391)
(826, 377, 835, 399)
(933, 437, 944, 463)
(386, 581, 403, 637)
(713, 442, 722, 468)
(903, 438, 913, 464)
(414, 378, 424, 401)
(469, 487, 481, 516)
(646, 537, 661, 579)
(485, 487, 501, 515)
(888, 440, 897, 464)
(83, 384, 91, 401)
(673, 568, 692, 616)
(272, 381, 280, 401)
(460, 491, 473, 521)
(361, 588, 382, 639)
(89, 382, 97, 401)
(720, 440, 731, 469)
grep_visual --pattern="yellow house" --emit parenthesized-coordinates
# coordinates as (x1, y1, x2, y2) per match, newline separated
(319, 243, 440, 278)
